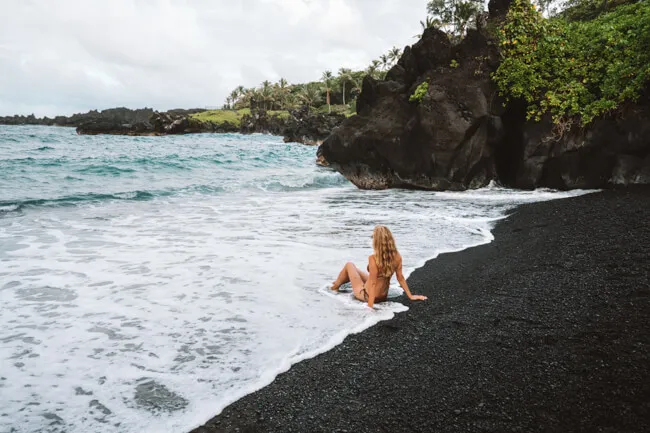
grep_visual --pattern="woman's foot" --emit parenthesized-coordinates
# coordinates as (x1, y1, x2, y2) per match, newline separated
(330, 281, 340, 292)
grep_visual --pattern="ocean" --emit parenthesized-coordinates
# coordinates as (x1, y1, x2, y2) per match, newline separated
(0, 125, 587, 432)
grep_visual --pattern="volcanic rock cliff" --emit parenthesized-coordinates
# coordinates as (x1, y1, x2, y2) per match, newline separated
(317, 0, 650, 190)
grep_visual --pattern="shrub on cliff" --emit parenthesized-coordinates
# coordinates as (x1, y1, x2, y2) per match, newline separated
(409, 82, 430, 103)
(492, 0, 650, 126)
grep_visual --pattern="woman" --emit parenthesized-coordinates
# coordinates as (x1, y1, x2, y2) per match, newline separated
(330, 225, 428, 308)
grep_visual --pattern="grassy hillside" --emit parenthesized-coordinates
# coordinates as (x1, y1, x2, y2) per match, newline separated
(190, 105, 354, 129)
(190, 109, 290, 128)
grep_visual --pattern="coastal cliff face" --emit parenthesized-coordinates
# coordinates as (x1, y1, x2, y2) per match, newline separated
(511, 98, 650, 189)
(317, 1, 650, 190)
(319, 27, 502, 190)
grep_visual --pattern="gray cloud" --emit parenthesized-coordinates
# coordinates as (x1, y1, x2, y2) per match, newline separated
(0, 0, 426, 116)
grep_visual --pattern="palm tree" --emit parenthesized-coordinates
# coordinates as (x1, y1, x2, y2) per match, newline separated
(284, 92, 298, 110)
(379, 54, 390, 71)
(245, 88, 259, 109)
(321, 70, 333, 113)
(365, 64, 378, 79)
(338, 68, 353, 106)
(277, 78, 290, 109)
(236, 85, 246, 98)
(229, 90, 239, 109)
(225, 96, 232, 110)
(388, 47, 402, 66)
(261, 80, 274, 110)
(351, 78, 363, 99)
(299, 86, 322, 108)
(416, 16, 441, 38)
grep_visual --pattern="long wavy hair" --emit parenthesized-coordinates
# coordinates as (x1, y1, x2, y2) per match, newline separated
(372, 225, 399, 278)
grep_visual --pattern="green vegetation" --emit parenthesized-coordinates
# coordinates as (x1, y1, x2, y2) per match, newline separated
(221, 46, 404, 116)
(410, 81, 430, 103)
(190, 105, 353, 128)
(191, 109, 249, 127)
(426, 0, 484, 38)
(190, 108, 290, 128)
(492, 0, 650, 126)
(316, 104, 357, 117)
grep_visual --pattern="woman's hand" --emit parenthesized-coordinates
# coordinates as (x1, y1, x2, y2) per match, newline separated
(409, 294, 428, 301)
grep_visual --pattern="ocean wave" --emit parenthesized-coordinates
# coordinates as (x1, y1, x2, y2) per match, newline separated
(260, 173, 348, 191)
(0, 184, 232, 214)
(0, 204, 20, 213)
(0, 191, 161, 213)
(75, 165, 137, 175)
(35, 146, 55, 151)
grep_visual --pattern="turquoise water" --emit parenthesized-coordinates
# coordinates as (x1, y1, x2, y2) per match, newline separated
(0, 126, 587, 433)
(0, 126, 346, 212)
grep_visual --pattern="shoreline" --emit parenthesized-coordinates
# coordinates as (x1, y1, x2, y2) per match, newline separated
(0, 123, 323, 145)
(191, 187, 650, 433)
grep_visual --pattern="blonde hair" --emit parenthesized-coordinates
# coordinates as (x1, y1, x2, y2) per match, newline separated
(372, 225, 399, 278)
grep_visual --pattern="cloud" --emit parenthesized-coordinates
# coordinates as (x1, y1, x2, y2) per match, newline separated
(0, 0, 426, 116)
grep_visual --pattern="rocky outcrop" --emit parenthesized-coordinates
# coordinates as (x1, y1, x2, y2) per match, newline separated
(73, 106, 346, 144)
(282, 106, 346, 145)
(0, 114, 56, 126)
(509, 98, 650, 189)
(0, 107, 156, 129)
(239, 109, 287, 136)
(76, 108, 212, 135)
(318, 27, 502, 190)
(317, 0, 650, 191)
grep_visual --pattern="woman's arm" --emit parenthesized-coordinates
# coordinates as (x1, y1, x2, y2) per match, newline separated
(366, 255, 378, 308)
(396, 256, 428, 301)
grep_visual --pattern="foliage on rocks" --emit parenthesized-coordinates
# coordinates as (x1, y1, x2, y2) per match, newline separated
(492, 0, 650, 125)
(409, 81, 430, 103)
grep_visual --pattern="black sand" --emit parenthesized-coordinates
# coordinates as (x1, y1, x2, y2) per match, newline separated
(191, 188, 650, 433)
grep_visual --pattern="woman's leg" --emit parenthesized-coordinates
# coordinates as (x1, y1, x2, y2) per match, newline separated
(331, 262, 364, 293)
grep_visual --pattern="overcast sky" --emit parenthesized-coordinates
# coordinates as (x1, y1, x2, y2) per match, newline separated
(0, 0, 427, 117)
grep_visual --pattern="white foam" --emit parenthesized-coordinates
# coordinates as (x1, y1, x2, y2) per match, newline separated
(0, 204, 19, 212)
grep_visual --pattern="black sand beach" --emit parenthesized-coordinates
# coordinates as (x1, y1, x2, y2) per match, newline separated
(191, 188, 650, 433)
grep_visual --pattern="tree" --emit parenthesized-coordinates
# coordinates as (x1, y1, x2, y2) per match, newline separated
(241, 88, 256, 110)
(236, 85, 246, 98)
(366, 63, 380, 80)
(284, 92, 298, 110)
(416, 15, 442, 38)
(338, 68, 353, 105)
(351, 77, 363, 99)
(426, 0, 484, 38)
(229, 90, 239, 109)
(261, 80, 274, 110)
(299, 86, 322, 108)
(379, 54, 390, 71)
(321, 70, 334, 113)
(388, 47, 402, 65)
(276, 78, 291, 109)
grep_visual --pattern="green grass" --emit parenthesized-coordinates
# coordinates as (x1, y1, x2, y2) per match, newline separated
(190, 109, 249, 127)
(190, 108, 290, 127)
(268, 110, 290, 120)
(317, 104, 356, 117)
